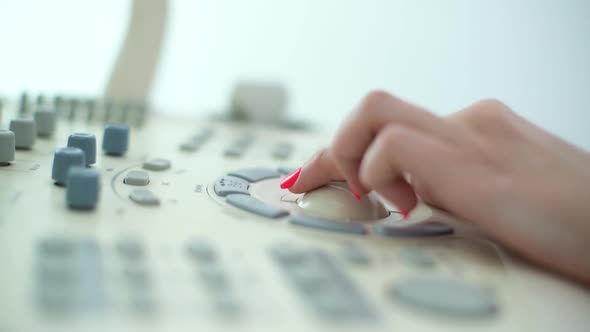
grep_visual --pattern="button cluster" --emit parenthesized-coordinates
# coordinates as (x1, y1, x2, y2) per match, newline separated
(270, 245, 376, 321)
(122, 158, 172, 206)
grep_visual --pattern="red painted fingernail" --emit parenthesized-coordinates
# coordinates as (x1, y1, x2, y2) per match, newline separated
(280, 167, 301, 189)
(400, 210, 409, 219)
(352, 192, 361, 200)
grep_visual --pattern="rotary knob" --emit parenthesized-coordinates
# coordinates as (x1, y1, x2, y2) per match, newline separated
(9, 119, 36, 149)
(34, 109, 57, 137)
(102, 124, 129, 156)
(0, 130, 15, 166)
(51, 147, 86, 185)
(68, 133, 96, 166)
(66, 167, 100, 209)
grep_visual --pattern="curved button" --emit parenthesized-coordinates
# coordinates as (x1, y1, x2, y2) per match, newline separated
(290, 215, 367, 235)
(227, 167, 280, 182)
(124, 170, 150, 186)
(226, 194, 288, 219)
(214, 176, 249, 197)
(374, 222, 453, 237)
(142, 158, 171, 171)
(129, 189, 160, 206)
(391, 278, 497, 318)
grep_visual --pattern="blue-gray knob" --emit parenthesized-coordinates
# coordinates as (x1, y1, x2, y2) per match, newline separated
(9, 119, 36, 149)
(52, 147, 86, 185)
(0, 130, 15, 165)
(68, 133, 96, 165)
(66, 166, 100, 209)
(34, 109, 57, 137)
(102, 124, 129, 155)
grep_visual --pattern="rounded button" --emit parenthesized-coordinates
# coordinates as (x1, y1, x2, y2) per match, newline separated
(9, 118, 36, 149)
(0, 130, 15, 165)
(52, 147, 86, 185)
(67, 133, 96, 165)
(66, 167, 100, 209)
(391, 278, 497, 318)
(102, 124, 129, 156)
(297, 182, 389, 221)
(34, 109, 56, 137)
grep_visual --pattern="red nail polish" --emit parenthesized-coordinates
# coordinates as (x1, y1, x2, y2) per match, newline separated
(352, 192, 361, 200)
(400, 210, 409, 219)
(280, 167, 301, 189)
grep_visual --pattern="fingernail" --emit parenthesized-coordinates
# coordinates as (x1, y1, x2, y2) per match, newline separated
(352, 192, 361, 200)
(280, 167, 301, 189)
(400, 210, 410, 219)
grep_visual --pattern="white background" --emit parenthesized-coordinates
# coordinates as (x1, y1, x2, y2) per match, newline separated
(0, 0, 588, 149)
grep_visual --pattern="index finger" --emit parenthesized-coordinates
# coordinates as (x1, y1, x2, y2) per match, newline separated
(330, 91, 447, 195)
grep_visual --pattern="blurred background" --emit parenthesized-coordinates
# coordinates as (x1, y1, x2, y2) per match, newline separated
(0, 0, 588, 148)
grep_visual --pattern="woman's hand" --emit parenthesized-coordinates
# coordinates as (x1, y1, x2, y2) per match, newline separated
(284, 91, 590, 283)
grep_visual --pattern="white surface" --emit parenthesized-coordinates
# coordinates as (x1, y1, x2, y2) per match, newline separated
(0, 0, 589, 149)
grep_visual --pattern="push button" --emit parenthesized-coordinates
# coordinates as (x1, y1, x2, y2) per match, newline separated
(34, 109, 56, 137)
(124, 170, 150, 186)
(0, 130, 15, 165)
(214, 176, 249, 197)
(374, 222, 453, 237)
(391, 278, 497, 318)
(129, 189, 160, 206)
(9, 118, 36, 149)
(227, 167, 280, 182)
(142, 158, 171, 171)
(226, 194, 288, 219)
(102, 124, 129, 156)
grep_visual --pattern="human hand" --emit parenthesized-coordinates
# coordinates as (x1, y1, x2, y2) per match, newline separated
(282, 91, 590, 283)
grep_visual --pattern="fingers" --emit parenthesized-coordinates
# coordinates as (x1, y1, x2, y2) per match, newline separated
(330, 91, 447, 195)
(359, 124, 453, 212)
(288, 149, 344, 194)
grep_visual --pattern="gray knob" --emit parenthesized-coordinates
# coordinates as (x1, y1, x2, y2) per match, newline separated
(66, 167, 100, 210)
(102, 124, 129, 156)
(0, 130, 15, 165)
(68, 133, 96, 165)
(9, 119, 36, 149)
(34, 109, 56, 137)
(51, 147, 86, 185)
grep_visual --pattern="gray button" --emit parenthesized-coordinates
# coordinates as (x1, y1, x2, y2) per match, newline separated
(226, 194, 288, 218)
(191, 128, 213, 144)
(142, 158, 171, 171)
(391, 278, 497, 318)
(0, 130, 15, 164)
(340, 243, 371, 265)
(186, 239, 217, 263)
(214, 176, 249, 197)
(129, 189, 160, 206)
(228, 167, 280, 182)
(374, 222, 453, 237)
(179, 141, 198, 152)
(199, 265, 229, 290)
(290, 215, 367, 235)
(124, 170, 150, 186)
(399, 248, 435, 268)
(34, 109, 56, 137)
(37, 237, 74, 256)
(9, 118, 36, 149)
(116, 238, 145, 260)
(272, 142, 293, 159)
(223, 145, 243, 157)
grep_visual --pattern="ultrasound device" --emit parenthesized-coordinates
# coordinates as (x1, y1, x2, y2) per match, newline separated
(1, 1, 589, 331)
